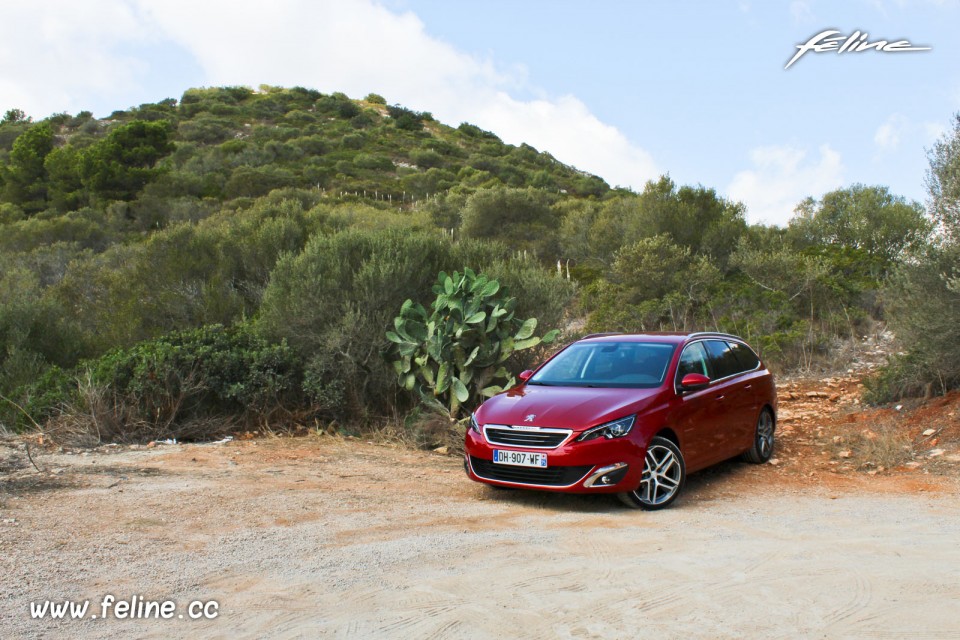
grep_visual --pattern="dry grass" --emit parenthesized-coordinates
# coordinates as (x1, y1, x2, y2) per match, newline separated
(355, 410, 467, 455)
(43, 372, 238, 447)
(827, 416, 914, 471)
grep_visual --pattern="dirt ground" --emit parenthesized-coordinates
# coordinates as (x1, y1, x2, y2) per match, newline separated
(2, 375, 960, 639)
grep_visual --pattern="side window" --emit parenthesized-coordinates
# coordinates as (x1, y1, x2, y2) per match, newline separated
(728, 341, 760, 372)
(705, 340, 741, 379)
(676, 342, 710, 383)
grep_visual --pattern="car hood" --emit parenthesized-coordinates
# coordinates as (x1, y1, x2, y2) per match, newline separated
(475, 384, 663, 431)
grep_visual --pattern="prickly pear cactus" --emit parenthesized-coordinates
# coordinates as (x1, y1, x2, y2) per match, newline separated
(386, 268, 559, 418)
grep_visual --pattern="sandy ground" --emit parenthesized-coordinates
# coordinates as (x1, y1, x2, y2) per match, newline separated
(2, 435, 959, 640)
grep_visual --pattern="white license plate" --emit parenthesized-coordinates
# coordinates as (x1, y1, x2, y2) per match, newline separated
(492, 450, 548, 468)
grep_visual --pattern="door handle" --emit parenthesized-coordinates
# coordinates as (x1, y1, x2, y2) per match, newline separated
(744, 384, 752, 389)
(715, 395, 725, 400)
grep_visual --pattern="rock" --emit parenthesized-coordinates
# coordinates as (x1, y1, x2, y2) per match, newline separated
(806, 391, 830, 399)
(768, 458, 780, 466)
(922, 428, 936, 437)
(928, 449, 945, 458)
(829, 393, 841, 402)
(839, 450, 852, 458)
(433, 446, 449, 455)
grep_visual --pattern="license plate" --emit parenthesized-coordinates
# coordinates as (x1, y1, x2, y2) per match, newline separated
(492, 450, 548, 468)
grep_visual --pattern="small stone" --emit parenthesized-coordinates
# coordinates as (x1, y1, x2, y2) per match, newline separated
(768, 458, 780, 466)
(928, 449, 945, 458)
(433, 446, 449, 455)
(922, 428, 936, 437)
(839, 450, 852, 458)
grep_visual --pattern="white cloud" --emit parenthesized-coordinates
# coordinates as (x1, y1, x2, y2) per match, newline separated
(0, 0, 658, 189)
(874, 113, 949, 156)
(727, 144, 845, 226)
(874, 114, 908, 151)
(0, 0, 155, 117)
(138, 0, 659, 186)
(470, 93, 657, 188)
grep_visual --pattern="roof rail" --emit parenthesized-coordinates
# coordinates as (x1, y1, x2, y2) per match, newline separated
(581, 332, 623, 339)
(687, 331, 741, 340)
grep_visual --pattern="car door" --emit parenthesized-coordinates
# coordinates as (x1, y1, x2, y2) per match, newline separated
(704, 339, 756, 457)
(670, 341, 731, 472)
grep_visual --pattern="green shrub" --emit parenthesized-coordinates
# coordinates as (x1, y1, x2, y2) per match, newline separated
(258, 229, 572, 421)
(23, 323, 301, 443)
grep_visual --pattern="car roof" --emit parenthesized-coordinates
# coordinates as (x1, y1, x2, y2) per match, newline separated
(578, 332, 746, 346)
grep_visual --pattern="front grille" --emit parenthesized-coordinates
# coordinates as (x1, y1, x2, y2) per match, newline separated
(484, 426, 571, 448)
(470, 457, 592, 487)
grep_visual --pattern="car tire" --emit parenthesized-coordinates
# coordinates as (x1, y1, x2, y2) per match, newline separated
(742, 408, 775, 464)
(618, 436, 686, 510)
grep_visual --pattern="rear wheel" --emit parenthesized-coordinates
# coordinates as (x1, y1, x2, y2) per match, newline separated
(742, 408, 775, 464)
(618, 436, 686, 510)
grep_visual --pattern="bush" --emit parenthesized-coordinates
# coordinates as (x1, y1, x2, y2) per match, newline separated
(25, 323, 301, 444)
(869, 244, 960, 402)
(258, 229, 573, 421)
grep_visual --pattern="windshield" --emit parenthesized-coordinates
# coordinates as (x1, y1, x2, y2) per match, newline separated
(529, 341, 676, 388)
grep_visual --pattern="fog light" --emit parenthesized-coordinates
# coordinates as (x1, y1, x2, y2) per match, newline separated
(584, 462, 629, 488)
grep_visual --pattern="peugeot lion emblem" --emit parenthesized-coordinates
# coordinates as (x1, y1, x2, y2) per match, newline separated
(524, 414, 536, 423)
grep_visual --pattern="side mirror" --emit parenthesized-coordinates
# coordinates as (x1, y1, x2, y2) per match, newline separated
(679, 373, 710, 392)
(518, 370, 534, 382)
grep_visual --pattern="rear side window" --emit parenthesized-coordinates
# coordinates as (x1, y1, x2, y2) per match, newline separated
(728, 341, 760, 371)
(705, 340, 742, 379)
(676, 342, 710, 382)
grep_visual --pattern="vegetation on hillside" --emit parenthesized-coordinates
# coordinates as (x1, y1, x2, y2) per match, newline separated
(0, 86, 955, 442)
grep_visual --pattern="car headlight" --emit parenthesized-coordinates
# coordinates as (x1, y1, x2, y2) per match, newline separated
(469, 412, 481, 434)
(576, 416, 635, 442)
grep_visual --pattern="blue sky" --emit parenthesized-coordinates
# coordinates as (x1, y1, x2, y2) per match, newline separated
(1, 0, 957, 225)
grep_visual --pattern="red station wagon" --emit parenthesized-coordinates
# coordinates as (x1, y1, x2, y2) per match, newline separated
(465, 332, 777, 509)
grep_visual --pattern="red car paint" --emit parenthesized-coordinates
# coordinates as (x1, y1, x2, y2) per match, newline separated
(464, 332, 777, 506)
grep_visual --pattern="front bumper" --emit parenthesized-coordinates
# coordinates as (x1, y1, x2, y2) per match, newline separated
(464, 428, 644, 493)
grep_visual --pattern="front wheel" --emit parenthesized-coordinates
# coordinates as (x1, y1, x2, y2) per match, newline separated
(742, 408, 775, 464)
(618, 436, 686, 510)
